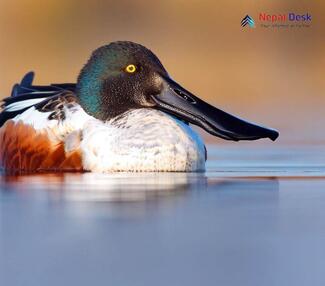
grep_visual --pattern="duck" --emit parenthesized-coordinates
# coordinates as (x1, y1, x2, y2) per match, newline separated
(0, 41, 279, 173)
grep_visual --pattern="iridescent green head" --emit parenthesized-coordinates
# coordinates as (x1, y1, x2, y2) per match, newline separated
(76, 41, 167, 120)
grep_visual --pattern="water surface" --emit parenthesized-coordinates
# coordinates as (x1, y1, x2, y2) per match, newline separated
(1, 145, 325, 286)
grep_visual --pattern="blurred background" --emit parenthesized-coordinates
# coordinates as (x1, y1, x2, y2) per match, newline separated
(0, 0, 324, 144)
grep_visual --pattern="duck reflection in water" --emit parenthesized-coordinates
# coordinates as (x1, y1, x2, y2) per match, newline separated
(1, 172, 278, 204)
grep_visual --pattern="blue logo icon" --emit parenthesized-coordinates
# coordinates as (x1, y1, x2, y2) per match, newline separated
(241, 15, 255, 28)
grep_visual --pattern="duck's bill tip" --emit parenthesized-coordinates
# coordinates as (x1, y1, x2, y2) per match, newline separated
(269, 129, 279, 141)
(152, 76, 280, 142)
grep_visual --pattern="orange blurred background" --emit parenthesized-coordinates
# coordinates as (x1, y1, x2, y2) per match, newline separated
(0, 0, 324, 144)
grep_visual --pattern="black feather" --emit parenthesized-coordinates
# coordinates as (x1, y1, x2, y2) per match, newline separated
(20, 71, 34, 88)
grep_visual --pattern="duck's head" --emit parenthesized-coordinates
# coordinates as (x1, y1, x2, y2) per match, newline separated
(77, 41, 278, 141)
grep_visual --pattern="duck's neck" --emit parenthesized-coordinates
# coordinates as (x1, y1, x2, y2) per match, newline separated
(77, 77, 140, 121)
(77, 76, 103, 119)
(76, 57, 110, 120)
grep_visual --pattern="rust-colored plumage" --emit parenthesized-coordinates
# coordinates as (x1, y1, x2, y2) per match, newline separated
(0, 120, 82, 173)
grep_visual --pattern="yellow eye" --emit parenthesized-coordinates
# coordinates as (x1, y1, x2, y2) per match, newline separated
(125, 64, 137, 73)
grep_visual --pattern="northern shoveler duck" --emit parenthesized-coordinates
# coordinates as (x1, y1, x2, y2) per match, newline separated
(0, 41, 278, 173)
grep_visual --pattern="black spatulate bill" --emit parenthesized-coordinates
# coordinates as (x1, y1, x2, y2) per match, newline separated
(152, 76, 279, 141)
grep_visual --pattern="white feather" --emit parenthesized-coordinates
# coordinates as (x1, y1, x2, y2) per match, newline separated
(12, 105, 92, 144)
(12, 106, 56, 129)
(80, 109, 206, 172)
(28, 91, 58, 94)
(4, 98, 48, 112)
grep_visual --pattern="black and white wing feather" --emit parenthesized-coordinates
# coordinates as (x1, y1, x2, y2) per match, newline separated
(0, 72, 77, 126)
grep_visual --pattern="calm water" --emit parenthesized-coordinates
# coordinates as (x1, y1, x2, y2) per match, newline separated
(1, 145, 325, 286)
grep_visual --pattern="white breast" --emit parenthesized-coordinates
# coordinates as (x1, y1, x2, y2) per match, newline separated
(80, 109, 206, 172)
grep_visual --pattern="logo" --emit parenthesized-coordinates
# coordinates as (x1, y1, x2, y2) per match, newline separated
(241, 13, 312, 29)
(241, 15, 255, 28)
